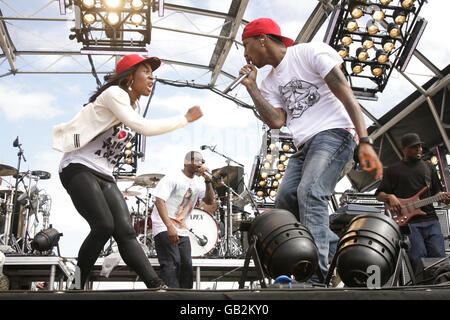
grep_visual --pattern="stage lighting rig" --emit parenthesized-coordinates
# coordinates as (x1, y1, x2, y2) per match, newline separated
(324, 0, 428, 101)
(66, 0, 152, 54)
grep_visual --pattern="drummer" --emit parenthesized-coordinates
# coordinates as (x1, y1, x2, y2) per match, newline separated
(151, 151, 216, 288)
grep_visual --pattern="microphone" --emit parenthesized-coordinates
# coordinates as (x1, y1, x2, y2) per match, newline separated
(223, 73, 249, 94)
(203, 171, 213, 179)
(200, 145, 215, 151)
(13, 136, 19, 147)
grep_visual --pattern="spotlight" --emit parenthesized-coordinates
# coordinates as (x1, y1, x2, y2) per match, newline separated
(351, 61, 364, 74)
(346, 19, 358, 32)
(376, 49, 389, 64)
(264, 162, 271, 170)
(272, 181, 280, 188)
(261, 172, 269, 179)
(279, 154, 287, 162)
(259, 180, 267, 187)
(130, 0, 145, 10)
(370, 5, 385, 21)
(277, 163, 285, 171)
(106, 12, 120, 25)
(31, 227, 63, 252)
(266, 154, 274, 161)
(401, 0, 414, 9)
(361, 36, 374, 50)
(430, 156, 438, 166)
(130, 13, 144, 26)
(275, 173, 282, 180)
(248, 209, 319, 282)
(337, 45, 349, 59)
(366, 20, 379, 35)
(269, 143, 276, 151)
(388, 23, 401, 38)
(356, 47, 369, 62)
(371, 64, 384, 77)
(102, 0, 123, 9)
(350, 6, 364, 19)
(393, 9, 407, 25)
(269, 190, 277, 198)
(341, 35, 353, 46)
(256, 190, 265, 197)
(82, 0, 96, 9)
(379, 0, 392, 5)
(382, 38, 395, 52)
(282, 144, 291, 152)
(82, 12, 96, 25)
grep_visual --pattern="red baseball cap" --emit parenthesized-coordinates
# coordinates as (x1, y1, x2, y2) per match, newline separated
(242, 18, 294, 48)
(115, 54, 162, 75)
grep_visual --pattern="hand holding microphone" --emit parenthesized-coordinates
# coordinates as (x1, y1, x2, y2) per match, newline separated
(223, 61, 255, 94)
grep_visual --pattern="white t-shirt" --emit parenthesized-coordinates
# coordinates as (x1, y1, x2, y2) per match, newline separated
(260, 42, 354, 148)
(151, 170, 206, 237)
(59, 123, 134, 179)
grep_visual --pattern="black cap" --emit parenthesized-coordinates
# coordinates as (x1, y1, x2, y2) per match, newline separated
(401, 133, 424, 148)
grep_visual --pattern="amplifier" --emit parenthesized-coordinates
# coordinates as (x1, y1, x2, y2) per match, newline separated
(436, 209, 450, 252)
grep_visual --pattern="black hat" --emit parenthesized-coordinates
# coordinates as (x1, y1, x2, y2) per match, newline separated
(401, 133, 424, 148)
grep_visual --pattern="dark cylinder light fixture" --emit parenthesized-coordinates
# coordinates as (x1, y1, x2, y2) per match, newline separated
(248, 209, 319, 282)
(335, 213, 401, 287)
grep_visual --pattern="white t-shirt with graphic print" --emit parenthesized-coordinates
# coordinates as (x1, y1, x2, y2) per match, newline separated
(59, 123, 133, 179)
(151, 170, 206, 237)
(260, 41, 354, 148)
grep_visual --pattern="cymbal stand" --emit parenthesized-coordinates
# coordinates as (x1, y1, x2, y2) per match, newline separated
(11, 137, 26, 238)
(1, 186, 14, 247)
(20, 173, 42, 253)
(142, 188, 153, 247)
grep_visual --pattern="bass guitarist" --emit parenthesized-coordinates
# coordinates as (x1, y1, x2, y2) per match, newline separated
(376, 133, 450, 271)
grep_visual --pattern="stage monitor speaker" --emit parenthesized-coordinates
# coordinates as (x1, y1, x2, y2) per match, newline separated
(436, 209, 450, 252)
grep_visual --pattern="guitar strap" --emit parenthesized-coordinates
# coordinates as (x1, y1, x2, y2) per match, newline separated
(421, 160, 432, 191)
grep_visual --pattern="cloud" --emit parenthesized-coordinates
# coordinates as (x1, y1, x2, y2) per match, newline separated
(0, 82, 63, 121)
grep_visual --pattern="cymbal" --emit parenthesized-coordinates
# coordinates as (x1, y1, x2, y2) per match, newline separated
(0, 164, 18, 177)
(121, 190, 141, 197)
(31, 170, 51, 180)
(134, 173, 164, 188)
(211, 166, 240, 189)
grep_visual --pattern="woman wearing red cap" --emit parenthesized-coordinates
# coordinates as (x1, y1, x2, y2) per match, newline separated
(53, 54, 202, 289)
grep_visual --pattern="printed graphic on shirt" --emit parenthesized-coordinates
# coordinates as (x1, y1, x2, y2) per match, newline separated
(93, 124, 133, 165)
(279, 78, 320, 121)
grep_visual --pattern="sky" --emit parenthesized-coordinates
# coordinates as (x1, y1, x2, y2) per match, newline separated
(1, 0, 449, 266)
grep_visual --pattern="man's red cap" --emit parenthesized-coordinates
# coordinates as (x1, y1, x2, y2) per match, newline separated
(242, 18, 294, 47)
(115, 54, 161, 75)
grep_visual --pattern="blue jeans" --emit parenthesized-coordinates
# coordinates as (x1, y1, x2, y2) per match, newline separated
(407, 220, 446, 272)
(154, 232, 193, 288)
(275, 128, 356, 277)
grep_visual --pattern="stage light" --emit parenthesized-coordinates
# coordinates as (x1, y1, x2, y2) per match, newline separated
(346, 19, 358, 32)
(366, 20, 379, 35)
(388, 23, 401, 38)
(83, 12, 96, 25)
(275, 173, 282, 180)
(130, 0, 145, 10)
(393, 9, 407, 25)
(248, 209, 319, 282)
(337, 45, 349, 59)
(269, 190, 277, 198)
(124, 149, 132, 157)
(356, 47, 369, 62)
(261, 172, 269, 179)
(259, 180, 267, 187)
(256, 190, 265, 197)
(266, 154, 274, 161)
(362, 36, 374, 50)
(401, 0, 414, 9)
(130, 13, 144, 26)
(264, 162, 271, 169)
(382, 38, 395, 52)
(82, 0, 95, 9)
(376, 49, 389, 64)
(351, 61, 364, 74)
(279, 154, 287, 162)
(341, 35, 353, 46)
(106, 12, 120, 25)
(269, 143, 276, 151)
(430, 156, 438, 166)
(350, 6, 363, 19)
(277, 163, 285, 171)
(282, 144, 291, 152)
(379, 0, 392, 5)
(272, 181, 279, 188)
(31, 227, 63, 253)
(102, 0, 123, 9)
(371, 64, 384, 77)
(370, 5, 385, 21)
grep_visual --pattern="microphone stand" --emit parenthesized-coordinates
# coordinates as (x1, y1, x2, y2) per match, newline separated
(204, 146, 244, 258)
(10, 137, 26, 252)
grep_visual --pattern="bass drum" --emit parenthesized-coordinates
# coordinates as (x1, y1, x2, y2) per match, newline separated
(184, 208, 219, 258)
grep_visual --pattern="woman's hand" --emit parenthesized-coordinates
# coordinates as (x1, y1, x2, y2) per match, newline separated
(185, 106, 203, 122)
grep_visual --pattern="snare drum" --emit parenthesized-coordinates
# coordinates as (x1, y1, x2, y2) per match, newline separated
(184, 208, 219, 258)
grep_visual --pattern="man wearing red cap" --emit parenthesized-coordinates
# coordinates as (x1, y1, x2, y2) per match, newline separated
(239, 18, 383, 281)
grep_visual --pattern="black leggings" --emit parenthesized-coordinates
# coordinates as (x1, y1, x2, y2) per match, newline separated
(64, 171, 163, 288)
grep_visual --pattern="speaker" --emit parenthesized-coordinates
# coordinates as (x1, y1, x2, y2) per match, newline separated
(436, 209, 450, 252)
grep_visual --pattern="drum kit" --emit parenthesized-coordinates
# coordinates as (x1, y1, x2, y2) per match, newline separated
(117, 158, 257, 259)
(0, 164, 53, 254)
